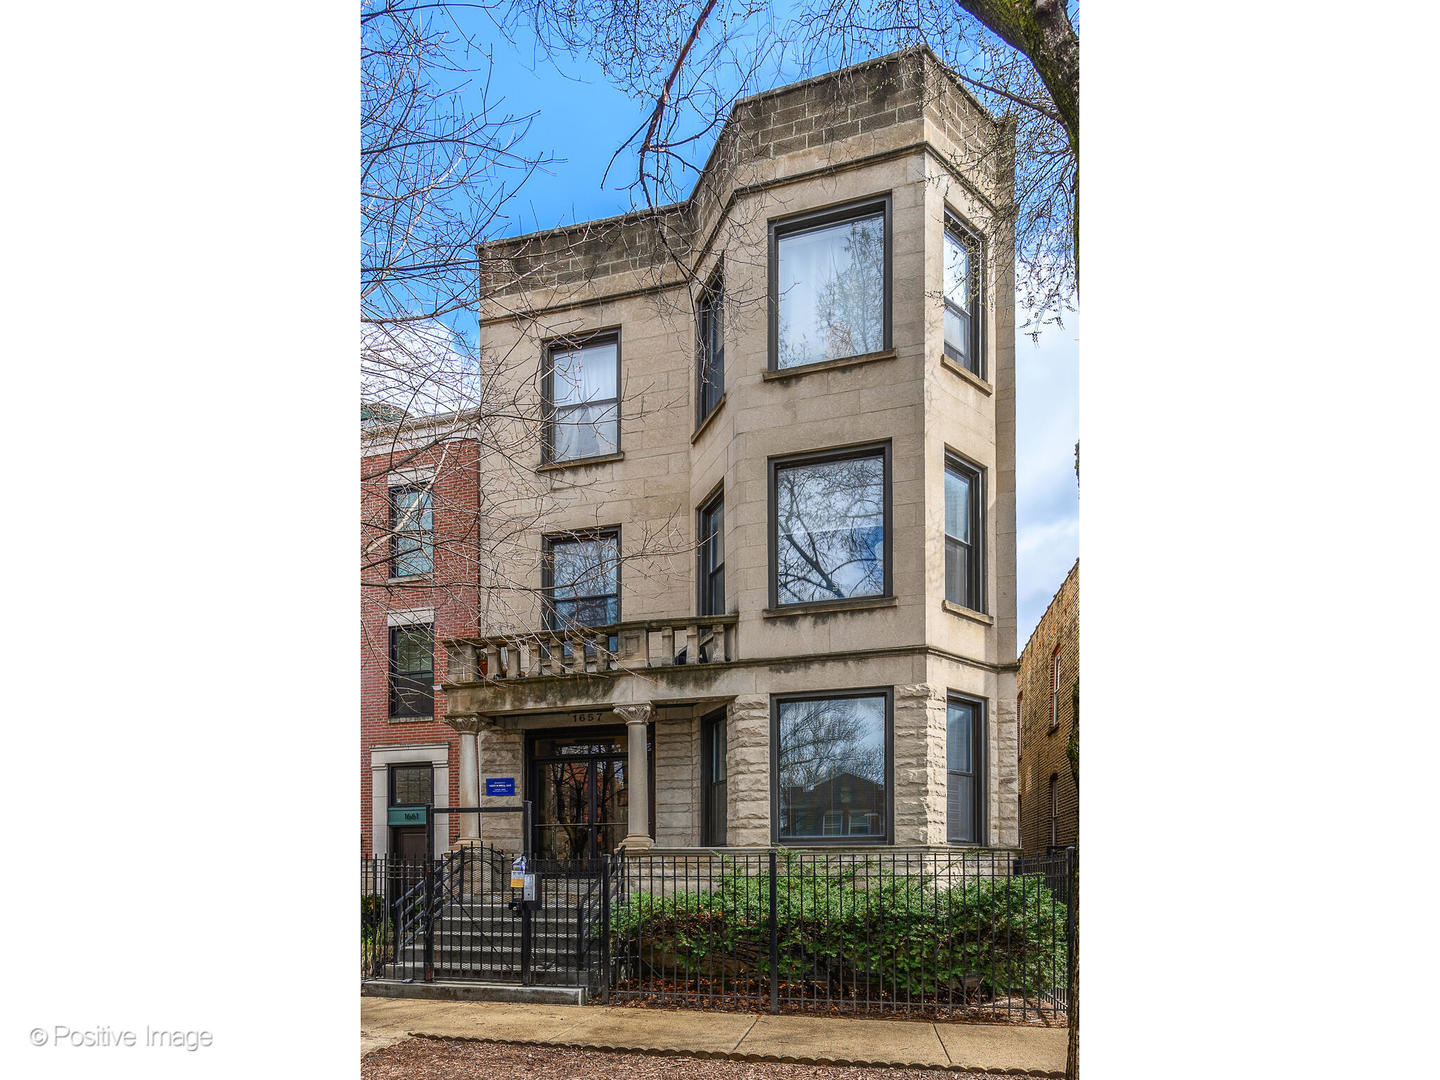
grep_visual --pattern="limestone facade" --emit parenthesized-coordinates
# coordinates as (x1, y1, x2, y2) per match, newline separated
(440, 48, 1020, 854)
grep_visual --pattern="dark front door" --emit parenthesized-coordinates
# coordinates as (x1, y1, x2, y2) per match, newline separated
(392, 827, 428, 860)
(530, 730, 643, 859)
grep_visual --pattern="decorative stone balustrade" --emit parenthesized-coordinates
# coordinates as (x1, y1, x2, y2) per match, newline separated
(444, 615, 738, 684)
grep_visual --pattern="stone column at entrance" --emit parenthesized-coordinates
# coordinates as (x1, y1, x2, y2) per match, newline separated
(445, 715, 486, 840)
(614, 703, 653, 852)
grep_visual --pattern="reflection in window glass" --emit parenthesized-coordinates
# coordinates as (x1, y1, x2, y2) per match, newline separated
(943, 217, 982, 374)
(698, 270, 725, 420)
(777, 693, 887, 841)
(391, 764, 433, 806)
(944, 457, 982, 610)
(547, 533, 620, 629)
(775, 452, 885, 604)
(389, 624, 434, 718)
(777, 213, 885, 369)
(947, 697, 980, 844)
(390, 486, 434, 577)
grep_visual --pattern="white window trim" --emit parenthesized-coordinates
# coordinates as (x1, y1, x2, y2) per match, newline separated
(387, 607, 435, 628)
(370, 743, 450, 856)
(388, 467, 435, 489)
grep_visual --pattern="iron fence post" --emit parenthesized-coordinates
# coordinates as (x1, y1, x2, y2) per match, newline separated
(768, 850, 779, 1014)
(600, 853, 612, 1004)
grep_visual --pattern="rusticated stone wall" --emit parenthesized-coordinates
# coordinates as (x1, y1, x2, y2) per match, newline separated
(725, 695, 771, 846)
(894, 683, 948, 845)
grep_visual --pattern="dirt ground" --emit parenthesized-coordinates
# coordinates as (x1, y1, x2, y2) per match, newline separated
(361, 1037, 1042, 1079)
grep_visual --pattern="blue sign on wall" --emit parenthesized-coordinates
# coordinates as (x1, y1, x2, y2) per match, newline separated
(485, 778, 516, 797)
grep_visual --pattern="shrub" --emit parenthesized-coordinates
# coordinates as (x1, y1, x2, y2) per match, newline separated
(361, 893, 389, 937)
(610, 856, 1068, 999)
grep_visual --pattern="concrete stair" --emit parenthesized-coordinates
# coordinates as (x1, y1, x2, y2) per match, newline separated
(383, 897, 597, 985)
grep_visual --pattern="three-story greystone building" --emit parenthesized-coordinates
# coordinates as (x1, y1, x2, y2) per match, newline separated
(440, 47, 1019, 861)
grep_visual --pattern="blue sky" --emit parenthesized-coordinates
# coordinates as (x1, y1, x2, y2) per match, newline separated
(463, 27, 1078, 650)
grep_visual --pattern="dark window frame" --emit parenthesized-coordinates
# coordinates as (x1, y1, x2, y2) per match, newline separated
(1050, 645, 1062, 729)
(945, 691, 987, 846)
(525, 724, 655, 855)
(388, 622, 434, 719)
(697, 485, 725, 617)
(542, 527, 623, 632)
(696, 263, 725, 425)
(942, 209, 985, 379)
(388, 762, 435, 807)
(700, 707, 728, 847)
(770, 687, 895, 846)
(767, 440, 893, 611)
(943, 449, 986, 612)
(388, 483, 434, 579)
(768, 194, 893, 372)
(541, 330, 622, 465)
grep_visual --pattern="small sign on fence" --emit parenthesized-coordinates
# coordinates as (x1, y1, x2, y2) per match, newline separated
(485, 778, 516, 796)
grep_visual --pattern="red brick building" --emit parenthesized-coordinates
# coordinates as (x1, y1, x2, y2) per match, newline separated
(361, 410, 481, 857)
(1017, 559, 1078, 856)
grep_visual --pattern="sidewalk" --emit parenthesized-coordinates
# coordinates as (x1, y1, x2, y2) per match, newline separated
(361, 996, 1068, 1075)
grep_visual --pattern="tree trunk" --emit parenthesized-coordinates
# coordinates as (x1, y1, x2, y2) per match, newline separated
(958, 1, 1080, 278)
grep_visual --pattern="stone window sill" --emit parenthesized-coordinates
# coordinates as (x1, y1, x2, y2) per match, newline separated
(763, 595, 897, 619)
(940, 355, 993, 395)
(692, 394, 727, 443)
(536, 451, 625, 474)
(388, 716, 435, 725)
(941, 600, 994, 625)
(762, 348, 897, 383)
(388, 574, 433, 585)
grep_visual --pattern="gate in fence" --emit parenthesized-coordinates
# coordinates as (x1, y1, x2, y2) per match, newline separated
(361, 802, 621, 997)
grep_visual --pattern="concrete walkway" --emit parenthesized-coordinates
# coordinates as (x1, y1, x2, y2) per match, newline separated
(361, 996, 1068, 1075)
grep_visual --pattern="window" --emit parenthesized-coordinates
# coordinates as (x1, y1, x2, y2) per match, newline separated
(544, 530, 621, 631)
(389, 484, 433, 577)
(697, 266, 725, 422)
(1049, 773, 1059, 848)
(943, 213, 983, 376)
(389, 624, 434, 719)
(698, 490, 725, 616)
(1051, 645, 1063, 729)
(389, 763, 434, 807)
(770, 443, 890, 607)
(944, 453, 984, 610)
(1017, 692, 1023, 758)
(947, 695, 984, 844)
(773, 690, 890, 844)
(543, 334, 620, 463)
(771, 197, 890, 370)
(701, 710, 728, 846)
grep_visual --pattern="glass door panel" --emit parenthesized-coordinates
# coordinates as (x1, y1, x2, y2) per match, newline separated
(536, 758, 593, 859)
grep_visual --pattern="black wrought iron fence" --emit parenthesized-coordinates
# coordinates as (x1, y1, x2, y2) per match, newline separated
(608, 849, 1072, 1021)
(364, 847, 1073, 1021)
(361, 848, 620, 992)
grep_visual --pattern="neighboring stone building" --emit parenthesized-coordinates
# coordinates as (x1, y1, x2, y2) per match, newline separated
(434, 47, 1020, 857)
(1017, 559, 1078, 856)
(360, 410, 481, 858)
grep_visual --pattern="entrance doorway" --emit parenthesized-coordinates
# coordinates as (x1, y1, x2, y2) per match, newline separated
(529, 729, 650, 859)
(388, 762, 434, 858)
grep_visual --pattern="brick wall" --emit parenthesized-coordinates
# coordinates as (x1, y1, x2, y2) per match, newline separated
(360, 432, 481, 855)
(1017, 560, 1078, 856)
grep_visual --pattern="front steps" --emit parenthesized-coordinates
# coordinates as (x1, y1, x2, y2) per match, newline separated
(382, 896, 598, 989)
